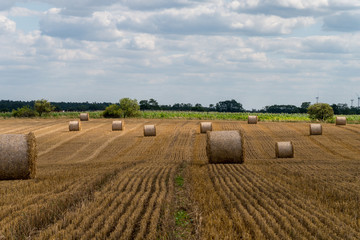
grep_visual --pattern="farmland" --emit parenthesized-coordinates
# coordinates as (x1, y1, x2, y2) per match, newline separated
(0, 118, 360, 239)
(3, 111, 360, 123)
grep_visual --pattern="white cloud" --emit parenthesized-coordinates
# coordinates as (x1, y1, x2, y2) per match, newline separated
(7, 7, 42, 17)
(0, 15, 16, 34)
(274, 0, 329, 9)
(39, 10, 124, 41)
(1, 1, 360, 109)
(113, 5, 315, 36)
(231, 14, 315, 35)
(230, 0, 260, 9)
(133, 34, 156, 50)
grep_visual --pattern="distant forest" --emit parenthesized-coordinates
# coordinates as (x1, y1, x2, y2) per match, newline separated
(0, 99, 359, 115)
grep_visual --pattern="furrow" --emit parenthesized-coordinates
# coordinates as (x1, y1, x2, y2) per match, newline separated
(74, 167, 150, 239)
(211, 164, 291, 240)
(97, 168, 162, 239)
(133, 166, 172, 239)
(222, 164, 308, 239)
(77, 123, 143, 163)
(120, 167, 167, 239)
(40, 166, 149, 239)
(38, 123, 108, 157)
(222, 164, 316, 239)
(238, 165, 360, 239)
(144, 166, 175, 239)
(208, 165, 262, 239)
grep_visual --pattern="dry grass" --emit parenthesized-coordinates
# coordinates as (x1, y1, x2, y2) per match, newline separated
(0, 119, 359, 239)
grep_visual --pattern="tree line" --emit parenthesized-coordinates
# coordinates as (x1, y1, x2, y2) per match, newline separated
(0, 100, 111, 112)
(1, 99, 359, 115)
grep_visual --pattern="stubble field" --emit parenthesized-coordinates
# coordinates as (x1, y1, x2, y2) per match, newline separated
(0, 118, 359, 239)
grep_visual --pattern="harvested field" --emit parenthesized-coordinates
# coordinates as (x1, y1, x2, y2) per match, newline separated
(0, 119, 359, 239)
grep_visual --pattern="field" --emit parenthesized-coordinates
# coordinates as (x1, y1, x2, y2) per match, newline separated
(3, 111, 360, 124)
(0, 118, 360, 239)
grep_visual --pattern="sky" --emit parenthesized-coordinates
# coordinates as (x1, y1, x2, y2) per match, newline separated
(0, 0, 359, 110)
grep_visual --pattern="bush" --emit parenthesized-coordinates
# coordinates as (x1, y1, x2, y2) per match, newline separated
(119, 98, 140, 118)
(34, 99, 54, 116)
(307, 103, 334, 121)
(103, 104, 122, 118)
(12, 106, 38, 118)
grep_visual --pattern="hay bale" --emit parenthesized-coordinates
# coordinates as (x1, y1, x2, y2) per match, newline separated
(206, 130, 244, 164)
(80, 113, 89, 121)
(144, 125, 156, 136)
(336, 117, 346, 125)
(69, 121, 81, 131)
(310, 124, 322, 135)
(112, 121, 123, 131)
(275, 141, 294, 158)
(200, 122, 212, 133)
(0, 132, 37, 180)
(248, 116, 258, 124)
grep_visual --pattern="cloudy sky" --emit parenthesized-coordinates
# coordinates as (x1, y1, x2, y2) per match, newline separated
(0, 0, 359, 109)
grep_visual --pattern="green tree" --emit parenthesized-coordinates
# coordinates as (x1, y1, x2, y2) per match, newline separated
(139, 100, 150, 110)
(119, 98, 140, 118)
(307, 103, 334, 121)
(12, 106, 38, 117)
(216, 99, 244, 112)
(103, 104, 122, 118)
(148, 98, 160, 110)
(34, 99, 54, 116)
(299, 102, 311, 113)
(192, 103, 205, 112)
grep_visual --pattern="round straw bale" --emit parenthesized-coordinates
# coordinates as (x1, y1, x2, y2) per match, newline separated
(80, 113, 89, 121)
(275, 141, 294, 158)
(200, 122, 212, 133)
(0, 132, 37, 180)
(69, 121, 81, 131)
(309, 124, 322, 135)
(112, 121, 123, 131)
(144, 125, 156, 136)
(206, 130, 244, 164)
(248, 116, 258, 124)
(336, 117, 346, 125)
